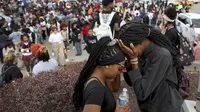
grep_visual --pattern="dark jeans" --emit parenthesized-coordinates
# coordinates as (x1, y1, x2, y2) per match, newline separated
(42, 30, 46, 40)
(75, 41, 82, 55)
(0, 48, 3, 63)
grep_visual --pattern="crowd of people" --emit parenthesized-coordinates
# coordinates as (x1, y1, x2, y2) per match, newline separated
(0, 0, 200, 111)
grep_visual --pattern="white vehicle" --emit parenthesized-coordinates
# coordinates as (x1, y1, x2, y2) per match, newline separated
(192, 0, 200, 4)
(176, 13, 200, 40)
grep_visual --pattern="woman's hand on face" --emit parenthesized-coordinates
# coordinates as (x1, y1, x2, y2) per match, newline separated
(117, 39, 138, 60)
(115, 101, 131, 112)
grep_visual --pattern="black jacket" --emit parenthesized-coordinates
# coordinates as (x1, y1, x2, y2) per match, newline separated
(72, 28, 81, 42)
(0, 34, 8, 48)
(85, 36, 97, 54)
(124, 43, 183, 112)
(2, 63, 23, 83)
(165, 28, 179, 47)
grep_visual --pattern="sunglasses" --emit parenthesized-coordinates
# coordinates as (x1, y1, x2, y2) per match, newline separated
(117, 64, 127, 73)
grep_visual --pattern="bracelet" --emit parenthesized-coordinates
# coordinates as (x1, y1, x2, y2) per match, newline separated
(130, 58, 138, 62)
(131, 61, 138, 65)
(130, 58, 138, 65)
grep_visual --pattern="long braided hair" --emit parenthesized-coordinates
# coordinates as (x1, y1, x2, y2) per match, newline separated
(116, 22, 182, 85)
(73, 37, 123, 110)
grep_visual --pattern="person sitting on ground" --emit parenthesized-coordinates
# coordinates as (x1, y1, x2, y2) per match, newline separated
(73, 37, 130, 112)
(32, 46, 58, 76)
(2, 52, 23, 84)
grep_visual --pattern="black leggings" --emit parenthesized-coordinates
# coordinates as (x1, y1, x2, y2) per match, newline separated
(42, 30, 46, 40)
(0, 48, 3, 63)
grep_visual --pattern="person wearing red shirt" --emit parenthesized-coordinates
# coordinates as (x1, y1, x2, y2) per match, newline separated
(95, 3, 100, 12)
(82, 21, 90, 42)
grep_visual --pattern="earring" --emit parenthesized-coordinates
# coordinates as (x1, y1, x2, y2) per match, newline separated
(106, 66, 109, 68)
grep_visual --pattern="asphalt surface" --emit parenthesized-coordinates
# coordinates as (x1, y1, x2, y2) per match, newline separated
(191, 3, 200, 13)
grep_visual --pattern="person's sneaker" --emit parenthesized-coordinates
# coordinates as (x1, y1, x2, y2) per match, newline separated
(73, 47, 75, 49)
(65, 59, 69, 62)
(76, 54, 82, 56)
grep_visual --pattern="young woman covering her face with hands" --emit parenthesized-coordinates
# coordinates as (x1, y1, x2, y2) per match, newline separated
(117, 22, 183, 112)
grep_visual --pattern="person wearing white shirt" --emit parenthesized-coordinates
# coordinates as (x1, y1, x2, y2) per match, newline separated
(134, 10, 140, 17)
(40, 17, 47, 40)
(49, 26, 65, 66)
(189, 24, 197, 47)
(32, 46, 58, 76)
(148, 11, 154, 25)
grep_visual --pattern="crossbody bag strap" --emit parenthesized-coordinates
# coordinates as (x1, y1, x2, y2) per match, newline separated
(106, 12, 116, 26)
(99, 12, 116, 26)
(99, 12, 104, 25)
(1, 65, 6, 73)
(84, 77, 102, 90)
(2, 65, 15, 74)
(109, 12, 116, 38)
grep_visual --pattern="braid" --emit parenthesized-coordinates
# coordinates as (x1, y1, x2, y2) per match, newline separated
(117, 22, 182, 85)
(73, 37, 111, 110)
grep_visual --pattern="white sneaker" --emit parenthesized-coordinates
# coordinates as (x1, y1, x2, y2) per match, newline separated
(73, 47, 75, 49)
(65, 59, 69, 62)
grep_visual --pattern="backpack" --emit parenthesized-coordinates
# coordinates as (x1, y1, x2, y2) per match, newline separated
(177, 32, 194, 66)
(93, 12, 116, 40)
(151, 47, 191, 99)
(123, 46, 191, 99)
(0, 65, 15, 87)
(134, 15, 141, 23)
(178, 71, 191, 99)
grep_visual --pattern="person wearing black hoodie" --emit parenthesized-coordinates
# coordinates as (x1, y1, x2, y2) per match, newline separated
(161, 7, 179, 47)
(85, 29, 97, 54)
(72, 22, 82, 56)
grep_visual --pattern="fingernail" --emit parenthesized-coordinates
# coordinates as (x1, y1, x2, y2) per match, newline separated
(130, 43, 133, 46)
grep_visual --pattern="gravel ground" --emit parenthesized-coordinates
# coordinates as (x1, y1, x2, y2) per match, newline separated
(115, 71, 200, 112)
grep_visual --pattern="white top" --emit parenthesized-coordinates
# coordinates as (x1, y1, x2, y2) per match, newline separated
(189, 28, 196, 42)
(32, 58, 58, 76)
(3, 47, 16, 56)
(148, 12, 154, 20)
(40, 21, 46, 26)
(49, 32, 63, 44)
(134, 10, 140, 16)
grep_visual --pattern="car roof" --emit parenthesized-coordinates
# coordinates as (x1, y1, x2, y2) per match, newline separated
(179, 13, 200, 19)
